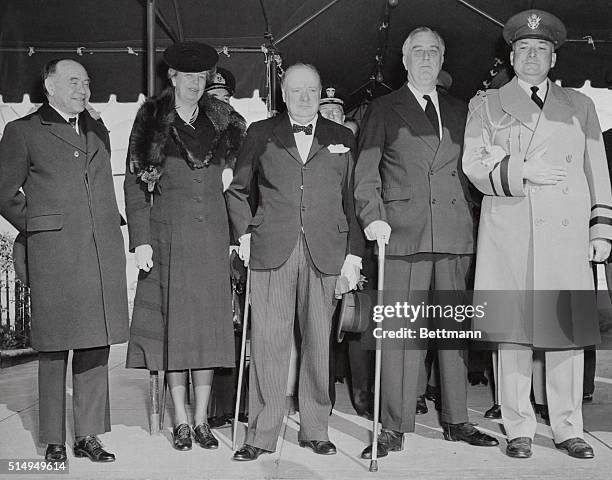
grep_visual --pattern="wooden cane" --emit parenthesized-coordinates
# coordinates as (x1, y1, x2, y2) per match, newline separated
(232, 268, 251, 451)
(370, 240, 385, 472)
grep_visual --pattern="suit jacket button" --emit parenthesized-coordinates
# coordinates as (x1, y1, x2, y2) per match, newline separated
(74, 151, 79, 157)
(562, 218, 569, 226)
(431, 198, 437, 205)
(195, 216, 203, 222)
(566, 155, 572, 163)
(562, 187, 570, 194)
(300, 185, 304, 190)
(535, 218, 544, 226)
(451, 198, 456, 204)
(451, 170, 457, 176)
(194, 178, 202, 183)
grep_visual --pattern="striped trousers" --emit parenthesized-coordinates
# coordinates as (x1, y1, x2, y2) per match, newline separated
(246, 234, 337, 452)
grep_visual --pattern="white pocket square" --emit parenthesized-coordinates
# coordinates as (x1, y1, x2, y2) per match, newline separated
(327, 144, 350, 153)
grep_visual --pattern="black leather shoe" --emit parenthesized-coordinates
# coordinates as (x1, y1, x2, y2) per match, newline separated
(232, 444, 269, 461)
(45, 444, 67, 462)
(416, 395, 428, 415)
(299, 440, 337, 455)
(352, 388, 373, 418)
(468, 372, 489, 386)
(534, 404, 549, 422)
(506, 437, 532, 458)
(361, 429, 404, 459)
(442, 423, 499, 447)
(425, 385, 440, 403)
(484, 404, 501, 419)
(73, 435, 115, 462)
(172, 423, 192, 451)
(583, 393, 594, 403)
(555, 438, 594, 459)
(208, 415, 230, 429)
(194, 423, 218, 449)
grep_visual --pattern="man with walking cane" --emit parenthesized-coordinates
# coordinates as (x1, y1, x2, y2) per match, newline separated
(226, 63, 363, 461)
(354, 27, 498, 460)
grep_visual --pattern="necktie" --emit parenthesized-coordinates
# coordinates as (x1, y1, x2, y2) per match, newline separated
(423, 95, 439, 139)
(68, 116, 79, 134)
(292, 123, 313, 135)
(530, 86, 544, 110)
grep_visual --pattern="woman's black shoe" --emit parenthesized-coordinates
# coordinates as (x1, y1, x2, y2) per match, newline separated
(173, 423, 192, 451)
(484, 404, 501, 419)
(194, 423, 219, 449)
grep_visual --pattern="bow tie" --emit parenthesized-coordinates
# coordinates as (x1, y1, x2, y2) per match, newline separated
(292, 123, 313, 135)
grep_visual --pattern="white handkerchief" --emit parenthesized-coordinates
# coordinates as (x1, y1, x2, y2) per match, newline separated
(327, 144, 350, 154)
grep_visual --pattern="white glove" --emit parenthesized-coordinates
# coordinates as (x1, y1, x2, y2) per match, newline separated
(364, 220, 391, 244)
(135, 244, 153, 272)
(478, 144, 507, 168)
(239, 233, 251, 266)
(340, 254, 362, 290)
(222, 168, 234, 192)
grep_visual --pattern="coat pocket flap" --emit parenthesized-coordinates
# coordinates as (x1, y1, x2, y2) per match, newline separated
(27, 213, 64, 232)
(382, 186, 412, 201)
(337, 218, 349, 232)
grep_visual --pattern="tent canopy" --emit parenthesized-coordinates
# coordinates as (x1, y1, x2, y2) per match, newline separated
(1, 0, 611, 108)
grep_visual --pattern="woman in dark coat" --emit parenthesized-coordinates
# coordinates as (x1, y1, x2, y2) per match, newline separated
(124, 42, 246, 451)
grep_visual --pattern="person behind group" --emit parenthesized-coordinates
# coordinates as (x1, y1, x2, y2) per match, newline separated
(226, 63, 363, 461)
(124, 42, 246, 451)
(463, 9, 612, 459)
(354, 26, 499, 459)
(0, 58, 129, 463)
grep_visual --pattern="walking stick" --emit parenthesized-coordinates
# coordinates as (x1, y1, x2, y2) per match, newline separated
(232, 268, 251, 451)
(370, 240, 385, 472)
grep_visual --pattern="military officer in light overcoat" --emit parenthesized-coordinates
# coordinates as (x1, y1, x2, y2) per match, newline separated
(463, 9, 612, 459)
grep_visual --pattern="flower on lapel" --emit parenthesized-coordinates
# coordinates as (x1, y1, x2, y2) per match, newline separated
(138, 166, 162, 193)
(327, 144, 350, 154)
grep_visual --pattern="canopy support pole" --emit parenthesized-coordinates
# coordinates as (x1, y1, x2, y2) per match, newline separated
(274, 0, 343, 46)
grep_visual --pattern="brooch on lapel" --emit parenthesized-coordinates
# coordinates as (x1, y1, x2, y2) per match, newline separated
(327, 144, 350, 154)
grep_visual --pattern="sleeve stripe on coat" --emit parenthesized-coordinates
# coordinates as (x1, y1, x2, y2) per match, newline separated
(499, 156, 511, 197)
(592, 204, 612, 211)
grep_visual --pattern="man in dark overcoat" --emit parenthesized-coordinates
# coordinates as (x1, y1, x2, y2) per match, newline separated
(354, 27, 498, 459)
(0, 59, 129, 462)
(226, 63, 363, 460)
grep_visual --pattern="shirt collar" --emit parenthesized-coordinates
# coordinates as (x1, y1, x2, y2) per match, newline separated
(49, 103, 79, 124)
(289, 113, 318, 130)
(407, 82, 438, 103)
(517, 77, 549, 99)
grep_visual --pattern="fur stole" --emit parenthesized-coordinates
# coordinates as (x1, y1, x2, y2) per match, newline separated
(128, 87, 246, 185)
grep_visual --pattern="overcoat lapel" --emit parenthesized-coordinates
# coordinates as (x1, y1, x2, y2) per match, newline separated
(499, 77, 574, 157)
(38, 103, 86, 152)
(306, 115, 333, 163)
(432, 95, 457, 169)
(390, 85, 439, 154)
(272, 112, 303, 165)
(82, 110, 103, 166)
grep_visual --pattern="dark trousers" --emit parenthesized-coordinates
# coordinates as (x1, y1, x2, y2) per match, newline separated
(246, 235, 336, 452)
(38, 345, 110, 444)
(381, 253, 471, 432)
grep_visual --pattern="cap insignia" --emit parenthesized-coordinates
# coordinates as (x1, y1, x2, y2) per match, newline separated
(527, 13, 541, 30)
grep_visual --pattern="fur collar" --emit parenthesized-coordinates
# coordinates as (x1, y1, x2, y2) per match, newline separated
(128, 87, 246, 177)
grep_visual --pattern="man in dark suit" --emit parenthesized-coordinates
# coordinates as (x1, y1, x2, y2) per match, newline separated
(354, 27, 498, 458)
(0, 59, 129, 462)
(226, 63, 363, 461)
